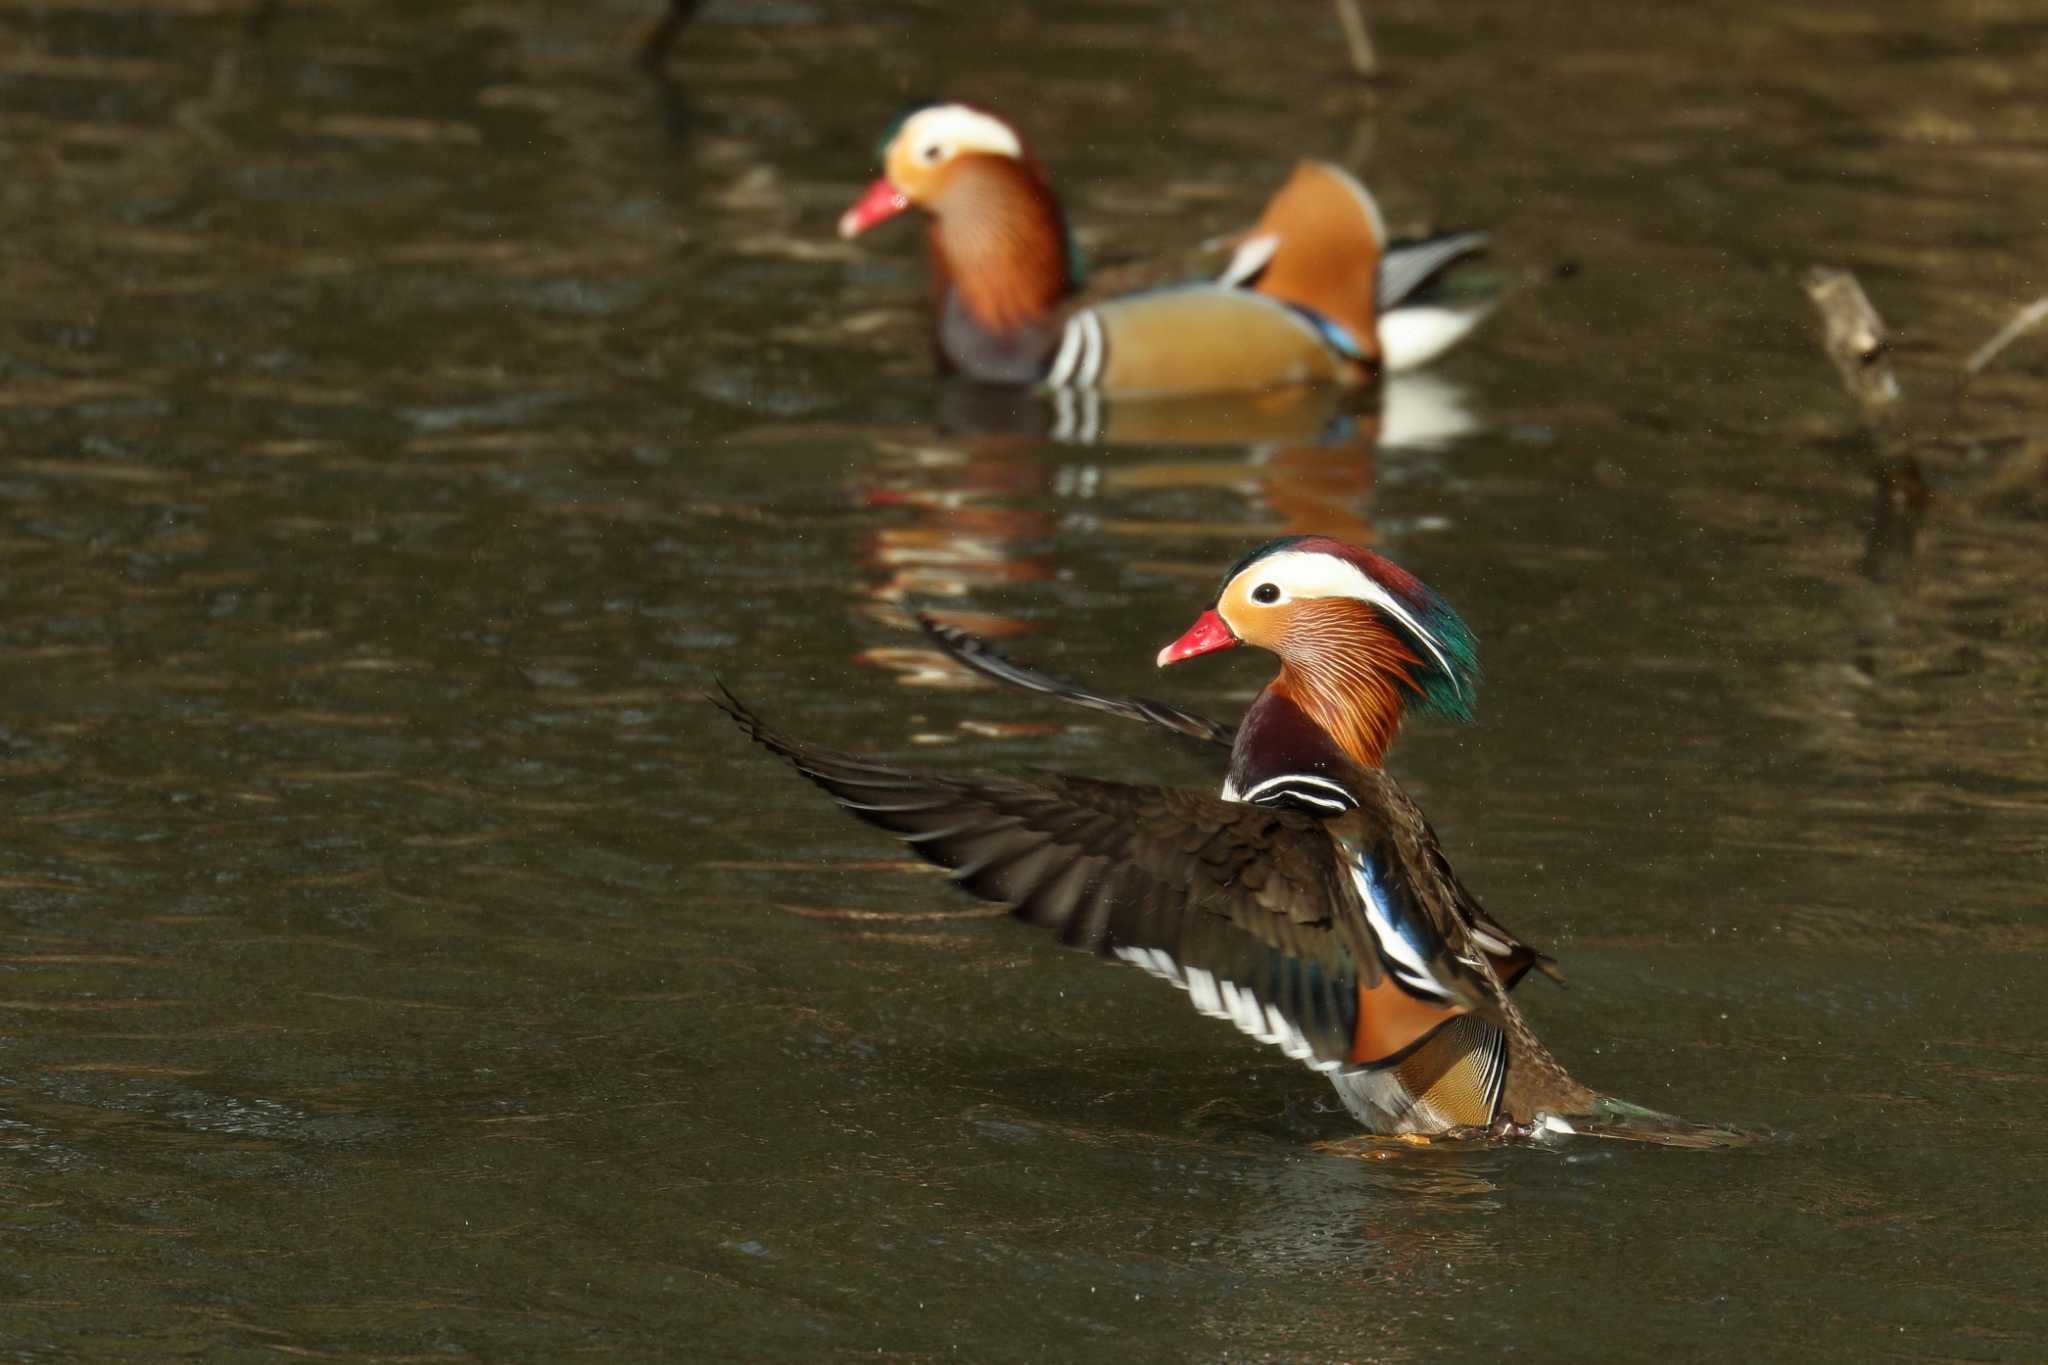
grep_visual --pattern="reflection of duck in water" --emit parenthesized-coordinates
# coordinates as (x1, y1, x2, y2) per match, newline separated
(1028, 367, 1484, 549)
(849, 416, 1392, 683)
(860, 448, 1056, 605)
(855, 369, 1482, 684)
(938, 366, 1481, 453)
(723, 537, 1725, 1143)
(838, 103, 1496, 398)
(848, 437, 1058, 688)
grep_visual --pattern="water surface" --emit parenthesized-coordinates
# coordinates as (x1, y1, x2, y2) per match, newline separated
(2, 0, 2045, 1358)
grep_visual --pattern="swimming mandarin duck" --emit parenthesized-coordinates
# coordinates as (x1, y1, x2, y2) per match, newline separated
(837, 103, 1494, 399)
(720, 536, 1621, 1139)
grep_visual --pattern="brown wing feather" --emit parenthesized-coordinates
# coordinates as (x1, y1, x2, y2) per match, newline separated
(1326, 766, 1562, 1021)
(717, 689, 1378, 1067)
(916, 615, 1236, 748)
(911, 620, 1549, 987)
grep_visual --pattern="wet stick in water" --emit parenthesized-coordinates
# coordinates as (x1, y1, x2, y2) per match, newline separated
(1801, 265, 1900, 423)
(1799, 268, 1928, 590)
(640, 0, 707, 70)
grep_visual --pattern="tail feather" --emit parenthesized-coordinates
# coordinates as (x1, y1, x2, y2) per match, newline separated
(1543, 1097, 1768, 1150)
(1377, 230, 1489, 312)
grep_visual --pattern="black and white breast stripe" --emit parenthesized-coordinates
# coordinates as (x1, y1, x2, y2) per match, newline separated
(1472, 1024, 1508, 1110)
(1112, 946, 1343, 1073)
(1045, 308, 1108, 390)
(1238, 773, 1359, 816)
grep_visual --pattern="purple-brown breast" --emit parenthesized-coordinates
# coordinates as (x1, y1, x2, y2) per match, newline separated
(927, 155, 1073, 337)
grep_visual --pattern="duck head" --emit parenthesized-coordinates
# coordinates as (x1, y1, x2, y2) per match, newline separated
(1157, 536, 1478, 769)
(838, 102, 1077, 338)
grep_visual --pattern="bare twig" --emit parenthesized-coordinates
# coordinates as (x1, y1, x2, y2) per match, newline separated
(1332, 0, 1379, 78)
(1959, 293, 2048, 386)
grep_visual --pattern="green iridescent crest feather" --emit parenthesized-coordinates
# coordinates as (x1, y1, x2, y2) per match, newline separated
(1404, 604, 1478, 724)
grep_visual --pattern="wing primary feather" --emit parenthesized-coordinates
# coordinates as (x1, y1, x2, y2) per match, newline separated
(1011, 856, 1100, 933)
(718, 689, 1424, 1079)
(835, 796, 960, 814)
(901, 814, 1025, 846)
(947, 827, 1059, 884)
(914, 615, 1235, 748)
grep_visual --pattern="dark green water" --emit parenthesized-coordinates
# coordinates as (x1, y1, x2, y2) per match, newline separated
(2, 1, 2045, 1359)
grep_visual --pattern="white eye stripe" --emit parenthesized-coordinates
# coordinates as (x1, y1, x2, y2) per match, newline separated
(1233, 550, 1462, 700)
(897, 105, 1024, 161)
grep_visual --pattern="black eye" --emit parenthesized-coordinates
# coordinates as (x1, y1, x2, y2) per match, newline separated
(920, 143, 944, 162)
(1252, 583, 1280, 604)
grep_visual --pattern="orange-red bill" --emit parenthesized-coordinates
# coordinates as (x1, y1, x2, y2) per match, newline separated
(838, 178, 911, 239)
(1156, 609, 1238, 667)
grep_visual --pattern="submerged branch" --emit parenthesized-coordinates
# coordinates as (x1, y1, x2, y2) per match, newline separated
(1959, 293, 2048, 388)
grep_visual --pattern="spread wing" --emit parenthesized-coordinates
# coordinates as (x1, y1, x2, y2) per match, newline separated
(719, 689, 1377, 1070)
(916, 615, 1235, 750)
(1427, 842, 1560, 990)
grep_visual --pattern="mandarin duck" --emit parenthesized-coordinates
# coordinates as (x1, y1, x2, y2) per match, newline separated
(720, 537, 1646, 1141)
(837, 103, 1496, 399)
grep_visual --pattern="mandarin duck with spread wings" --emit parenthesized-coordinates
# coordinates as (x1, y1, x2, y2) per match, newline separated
(717, 537, 1656, 1139)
